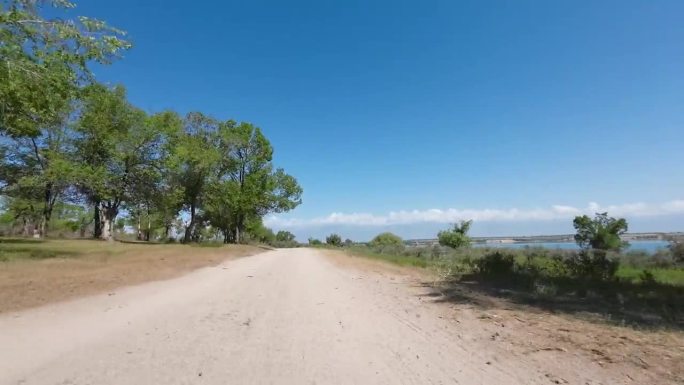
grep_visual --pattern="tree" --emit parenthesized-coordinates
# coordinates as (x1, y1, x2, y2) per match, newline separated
(218, 121, 302, 243)
(243, 217, 275, 244)
(573, 212, 628, 252)
(74, 84, 157, 241)
(276, 230, 296, 242)
(0, 102, 77, 237)
(437, 220, 472, 249)
(326, 233, 342, 246)
(369, 232, 403, 248)
(171, 112, 220, 243)
(1, 195, 41, 236)
(0, 0, 131, 138)
(308, 237, 322, 246)
(126, 111, 183, 241)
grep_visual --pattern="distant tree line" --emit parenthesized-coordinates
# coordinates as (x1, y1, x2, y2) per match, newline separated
(0, 1, 302, 243)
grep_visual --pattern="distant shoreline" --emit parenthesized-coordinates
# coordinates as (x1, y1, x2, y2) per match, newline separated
(406, 232, 683, 247)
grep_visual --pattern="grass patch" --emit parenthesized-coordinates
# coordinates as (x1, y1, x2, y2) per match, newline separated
(0, 242, 83, 261)
(347, 246, 429, 267)
(617, 266, 684, 286)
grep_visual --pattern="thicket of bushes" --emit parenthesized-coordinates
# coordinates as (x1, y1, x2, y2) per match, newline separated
(351, 242, 684, 284)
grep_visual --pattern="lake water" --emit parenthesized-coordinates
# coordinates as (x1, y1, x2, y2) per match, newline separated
(473, 240, 670, 253)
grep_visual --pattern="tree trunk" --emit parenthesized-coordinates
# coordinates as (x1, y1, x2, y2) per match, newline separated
(145, 207, 151, 242)
(22, 219, 31, 237)
(100, 204, 118, 242)
(40, 183, 52, 238)
(93, 201, 102, 239)
(136, 214, 142, 241)
(101, 216, 112, 241)
(183, 203, 196, 243)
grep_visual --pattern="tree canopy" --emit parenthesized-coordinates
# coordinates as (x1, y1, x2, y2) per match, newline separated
(437, 220, 472, 249)
(0, 1, 302, 243)
(573, 212, 628, 252)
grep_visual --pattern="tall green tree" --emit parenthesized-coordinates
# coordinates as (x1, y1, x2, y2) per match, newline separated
(0, 0, 130, 138)
(219, 121, 302, 243)
(75, 84, 158, 241)
(573, 212, 628, 252)
(170, 112, 220, 243)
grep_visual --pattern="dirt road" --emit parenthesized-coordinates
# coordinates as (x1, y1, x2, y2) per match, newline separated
(0, 248, 663, 384)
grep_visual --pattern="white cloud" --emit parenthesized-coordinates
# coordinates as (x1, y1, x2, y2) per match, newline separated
(264, 200, 684, 228)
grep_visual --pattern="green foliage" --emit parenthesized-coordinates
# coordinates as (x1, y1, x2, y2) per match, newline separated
(276, 230, 296, 243)
(187, 119, 302, 243)
(308, 237, 322, 246)
(242, 217, 275, 244)
(0, 2, 303, 244)
(476, 251, 515, 276)
(369, 232, 403, 248)
(0, 0, 131, 138)
(437, 220, 472, 249)
(564, 250, 619, 280)
(325, 233, 342, 246)
(573, 212, 628, 252)
(669, 241, 684, 264)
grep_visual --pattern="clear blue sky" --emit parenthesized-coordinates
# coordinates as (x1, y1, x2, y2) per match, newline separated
(78, 0, 683, 240)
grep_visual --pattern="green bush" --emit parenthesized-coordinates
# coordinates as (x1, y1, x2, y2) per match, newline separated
(476, 251, 515, 276)
(325, 233, 342, 247)
(565, 250, 619, 280)
(670, 242, 684, 264)
(437, 220, 472, 249)
(369, 232, 403, 248)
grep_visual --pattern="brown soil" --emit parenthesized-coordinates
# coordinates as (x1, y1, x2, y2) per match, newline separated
(0, 240, 263, 313)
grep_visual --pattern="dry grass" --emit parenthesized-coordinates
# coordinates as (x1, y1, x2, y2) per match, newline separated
(0, 239, 263, 313)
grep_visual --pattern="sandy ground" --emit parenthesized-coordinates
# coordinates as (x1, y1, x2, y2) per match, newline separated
(1, 248, 681, 384)
(0, 241, 261, 313)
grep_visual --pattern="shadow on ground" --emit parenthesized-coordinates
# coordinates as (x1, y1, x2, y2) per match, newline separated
(426, 273, 684, 330)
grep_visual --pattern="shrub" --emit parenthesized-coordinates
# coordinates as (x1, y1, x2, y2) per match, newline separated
(476, 251, 515, 276)
(376, 244, 405, 256)
(308, 238, 322, 246)
(325, 233, 342, 247)
(564, 250, 619, 280)
(369, 232, 403, 248)
(437, 220, 472, 249)
(670, 242, 684, 264)
(639, 270, 657, 286)
(533, 280, 558, 298)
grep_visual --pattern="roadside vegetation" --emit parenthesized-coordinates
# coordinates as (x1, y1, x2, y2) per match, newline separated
(0, 1, 302, 245)
(331, 213, 684, 328)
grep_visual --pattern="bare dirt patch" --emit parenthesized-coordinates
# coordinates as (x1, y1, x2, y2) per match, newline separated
(0, 239, 262, 313)
(325, 248, 684, 385)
